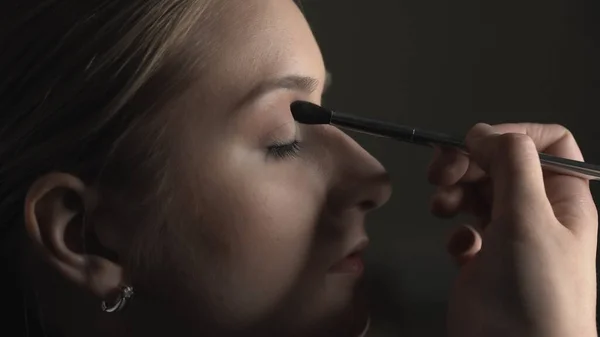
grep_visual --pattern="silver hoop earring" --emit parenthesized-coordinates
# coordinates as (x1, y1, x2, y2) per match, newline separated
(101, 285, 134, 313)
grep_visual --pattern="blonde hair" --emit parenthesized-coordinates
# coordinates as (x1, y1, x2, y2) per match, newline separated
(0, 0, 216, 334)
(0, 0, 216, 235)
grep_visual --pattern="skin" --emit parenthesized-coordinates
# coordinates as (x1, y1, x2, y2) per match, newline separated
(430, 123, 598, 337)
(17, 0, 598, 336)
(22, 1, 391, 336)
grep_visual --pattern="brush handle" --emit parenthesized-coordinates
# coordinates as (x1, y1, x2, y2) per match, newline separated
(330, 112, 600, 181)
(539, 153, 600, 181)
(411, 129, 600, 181)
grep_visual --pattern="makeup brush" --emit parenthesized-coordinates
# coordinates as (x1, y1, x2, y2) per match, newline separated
(290, 100, 600, 181)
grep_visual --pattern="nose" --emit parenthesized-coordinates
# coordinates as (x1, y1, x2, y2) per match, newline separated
(327, 129, 392, 213)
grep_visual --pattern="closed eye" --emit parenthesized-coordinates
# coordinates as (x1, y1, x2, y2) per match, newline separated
(267, 140, 302, 159)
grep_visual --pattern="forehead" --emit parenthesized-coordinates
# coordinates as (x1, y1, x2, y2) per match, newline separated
(188, 0, 325, 104)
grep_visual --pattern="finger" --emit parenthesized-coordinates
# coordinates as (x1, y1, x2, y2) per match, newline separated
(531, 126, 596, 235)
(446, 225, 482, 268)
(477, 123, 596, 235)
(427, 147, 470, 186)
(459, 159, 487, 183)
(484, 123, 583, 159)
(465, 123, 554, 222)
(427, 147, 488, 186)
(430, 183, 492, 220)
(430, 185, 465, 218)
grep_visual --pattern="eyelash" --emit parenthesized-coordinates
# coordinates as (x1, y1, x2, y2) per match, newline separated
(267, 140, 302, 159)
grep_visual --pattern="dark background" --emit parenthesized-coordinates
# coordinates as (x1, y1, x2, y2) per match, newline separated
(303, 1, 599, 336)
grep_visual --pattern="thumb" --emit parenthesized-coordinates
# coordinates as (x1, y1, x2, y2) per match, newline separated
(465, 123, 553, 220)
(446, 225, 482, 267)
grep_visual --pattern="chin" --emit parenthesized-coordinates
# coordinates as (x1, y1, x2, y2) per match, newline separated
(347, 286, 371, 337)
(323, 306, 370, 337)
(320, 278, 371, 337)
(281, 276, 371, 337)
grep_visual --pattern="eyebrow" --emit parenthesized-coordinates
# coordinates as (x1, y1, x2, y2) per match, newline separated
(236, 73, 331, 109)
(252, 75, 320, 97)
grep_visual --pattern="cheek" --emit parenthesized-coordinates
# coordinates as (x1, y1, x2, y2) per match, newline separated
(208, 167, 323, 275)
(176, 159, 328, 320)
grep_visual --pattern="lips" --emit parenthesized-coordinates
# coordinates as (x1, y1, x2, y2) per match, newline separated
(329, 254, 365, 274)
(328, 239, 369, 275)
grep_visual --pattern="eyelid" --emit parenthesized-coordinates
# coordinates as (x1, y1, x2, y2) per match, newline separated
(262, 120, 299, 144)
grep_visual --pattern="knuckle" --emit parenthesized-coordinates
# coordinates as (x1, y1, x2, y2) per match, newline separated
(494, 133, 537, 158)
(466, 123, 493, 139)
(545, 124, 584, 161)
(498, 133, 534, 149)
(548, 123, 569, 132)
(550, 123, 574, 140)
(473, 122, 491, 130)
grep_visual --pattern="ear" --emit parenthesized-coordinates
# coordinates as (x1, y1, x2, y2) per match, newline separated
(24, 172, 124, 298)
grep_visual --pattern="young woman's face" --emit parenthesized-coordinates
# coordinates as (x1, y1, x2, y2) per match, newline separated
(131, 1, 392, 335)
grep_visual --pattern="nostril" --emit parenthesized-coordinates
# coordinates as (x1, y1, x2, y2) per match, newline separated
(359, 199, 377, 211)
(355, 174, 393, 212)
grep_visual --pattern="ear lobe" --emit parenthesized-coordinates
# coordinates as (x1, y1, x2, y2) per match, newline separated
(24, 172, 124, 298)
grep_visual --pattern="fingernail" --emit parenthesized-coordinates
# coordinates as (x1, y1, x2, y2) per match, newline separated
(447, 227, 475, 256)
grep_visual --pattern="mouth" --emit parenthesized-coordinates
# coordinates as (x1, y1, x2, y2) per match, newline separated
(328, 239, 369, 275)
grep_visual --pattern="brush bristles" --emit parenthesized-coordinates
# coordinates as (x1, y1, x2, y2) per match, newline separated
(290, 101, 332, 125)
